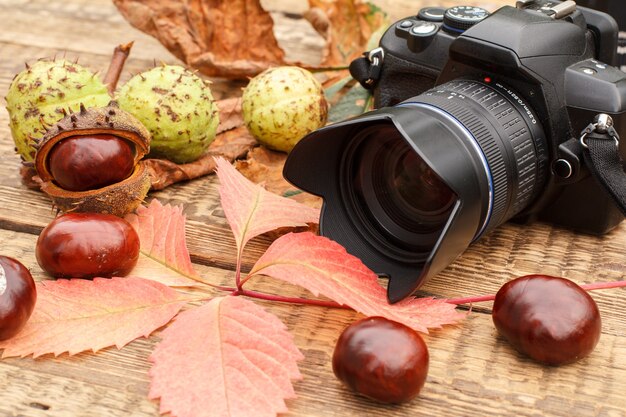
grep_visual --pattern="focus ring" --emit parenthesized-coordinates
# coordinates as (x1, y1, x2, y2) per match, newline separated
(415, 93, 509, 233)
(448, 80, 543, 218)
(413, 79, 543, 234)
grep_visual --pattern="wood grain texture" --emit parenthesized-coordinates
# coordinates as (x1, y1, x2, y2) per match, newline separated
(0, 0, 624, 416)
(1, 226, 624, 417)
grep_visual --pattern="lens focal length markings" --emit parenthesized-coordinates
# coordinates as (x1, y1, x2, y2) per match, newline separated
(403, 79, 547, 238)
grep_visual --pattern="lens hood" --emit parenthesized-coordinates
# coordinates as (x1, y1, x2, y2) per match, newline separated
(284, 104, 492, 303)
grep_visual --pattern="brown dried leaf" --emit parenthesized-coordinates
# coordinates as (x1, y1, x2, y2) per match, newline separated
(113, 0, 386, 78)
(216, 97, 244, 134)
(112, 0, 286, 79)
(303, 7, 330, 40)
(235, 147, 322, 209)
(207, 127, 257, 160)
(308, 0, 387, 67)
(144, 97, 252, 190)
(146, 127, 257, 190)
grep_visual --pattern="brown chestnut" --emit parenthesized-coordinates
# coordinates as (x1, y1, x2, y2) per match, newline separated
(0, 256, 37, 340)
(48, 134, 135, 191)
(34, 103, 152, 216)
(332, 316, 429, 403)
(36, 213, 140, 278)
(492, 275, 601, 366)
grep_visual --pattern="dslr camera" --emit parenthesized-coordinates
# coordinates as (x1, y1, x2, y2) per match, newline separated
(284, 0, 626, 302)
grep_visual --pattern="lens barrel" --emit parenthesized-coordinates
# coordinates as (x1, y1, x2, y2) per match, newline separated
(284, 78, 548, 302)
(406, 79, 548, 237)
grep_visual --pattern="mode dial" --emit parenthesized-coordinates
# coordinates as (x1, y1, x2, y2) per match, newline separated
(443, 6, 490, 33)
(417, 7, 446, 22)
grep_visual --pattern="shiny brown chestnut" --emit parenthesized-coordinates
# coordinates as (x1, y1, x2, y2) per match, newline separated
(36, 213, 140, 279)
(48, 134, 135, 191)
(332, 316, 429, 403)
(0, 256, 37, 340)
(34, 102, 152, 217)
(492, 275, 601, 366)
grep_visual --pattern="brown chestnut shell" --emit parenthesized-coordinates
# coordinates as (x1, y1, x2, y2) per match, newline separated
(34, 102, 151, 216)
(40, 163, 151, 217)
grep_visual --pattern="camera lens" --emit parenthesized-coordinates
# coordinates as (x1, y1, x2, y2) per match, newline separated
(284, 78, 548, 302)
(389, 142, 454, 220)
(350, 125, 456, 251)
(403, 79, 549, 238)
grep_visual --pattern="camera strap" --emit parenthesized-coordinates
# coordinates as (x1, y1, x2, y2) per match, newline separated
(349, 48, 384, 90)
(580, 114, 626, 216)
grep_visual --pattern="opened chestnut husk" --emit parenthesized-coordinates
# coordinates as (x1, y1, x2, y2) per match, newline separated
(34, 101, 152, 216)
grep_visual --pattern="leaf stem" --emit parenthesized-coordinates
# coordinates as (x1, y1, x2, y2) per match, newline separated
(445, 294, 496, 305)
(213, 284, 238, 293)
(103, 42, 133, 95)
(138, 249, 227, 290)
(581, 280, 626, 291)
(235, 249, 244, 290)
(238, 271, 252, 288)
(446, 279, 626, 305)
(210, 278, 348, 308)
(306, 65, 350, 73)
(185, 273, 224, 288)
(232, 288, 349, 309)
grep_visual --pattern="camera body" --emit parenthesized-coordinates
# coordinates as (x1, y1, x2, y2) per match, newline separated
(374, 0, 626, 234)
(284, 1, 626, 302)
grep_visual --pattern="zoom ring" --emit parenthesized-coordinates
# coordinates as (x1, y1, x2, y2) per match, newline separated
(416, 79, 542, 232)
(448, 80, 541, 216)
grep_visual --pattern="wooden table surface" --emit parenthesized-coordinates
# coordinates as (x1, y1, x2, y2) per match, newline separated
(1, 0, 626, 416)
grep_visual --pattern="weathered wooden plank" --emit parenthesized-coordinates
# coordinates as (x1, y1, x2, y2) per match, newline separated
(0, 228, 625, 417)
(1, 0, 625, 415)
(0, 0, 178, 62)
(0, 362, 155, 417)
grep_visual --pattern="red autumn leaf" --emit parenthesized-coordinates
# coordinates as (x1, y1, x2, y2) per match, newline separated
(149, 296, 303, 417)
(215, 157, 320, 256)
(247, 232, 465, 333)
(235, 147, 323, 209)
(125, 199, 201, 287)
(0, 277, 186, 358)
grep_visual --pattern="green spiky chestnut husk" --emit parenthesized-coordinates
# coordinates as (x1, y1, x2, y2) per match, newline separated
(242, 66, 328, 153)
(116, 65, 219, 164)
(5, 59, 110, 162)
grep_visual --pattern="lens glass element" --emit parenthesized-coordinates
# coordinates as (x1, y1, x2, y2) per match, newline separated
(390, 145, 455, 227)
(349, 125, 456, 251)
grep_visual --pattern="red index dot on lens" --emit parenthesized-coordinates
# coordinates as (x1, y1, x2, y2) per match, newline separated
(484, 76, 492, 83)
